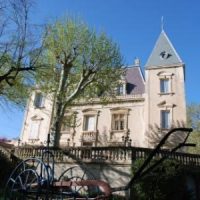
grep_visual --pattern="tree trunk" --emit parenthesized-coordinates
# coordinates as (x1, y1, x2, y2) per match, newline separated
(51, 93, 67, 147)
(50, 65, 67, 147)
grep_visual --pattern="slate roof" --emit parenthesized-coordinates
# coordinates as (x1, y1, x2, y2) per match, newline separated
(145, 30, 183, 68)
(125, 66, 145, 95)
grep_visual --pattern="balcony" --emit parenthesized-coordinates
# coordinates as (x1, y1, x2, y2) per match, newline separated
(81, 131, 97, 142)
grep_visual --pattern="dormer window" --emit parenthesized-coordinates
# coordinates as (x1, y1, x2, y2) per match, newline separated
(116, 82, 126, 96)
(116, 84, 124, 95)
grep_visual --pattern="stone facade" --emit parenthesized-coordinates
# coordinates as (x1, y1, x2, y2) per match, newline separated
(20, 30, 186, 148)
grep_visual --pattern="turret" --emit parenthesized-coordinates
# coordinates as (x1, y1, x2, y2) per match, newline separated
(145, 30, 186, 147)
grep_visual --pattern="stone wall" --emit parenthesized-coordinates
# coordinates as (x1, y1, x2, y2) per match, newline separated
(54, 162, 131, 197)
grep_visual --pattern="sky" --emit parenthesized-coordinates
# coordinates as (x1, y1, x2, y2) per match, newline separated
(0, 0, 200, 139)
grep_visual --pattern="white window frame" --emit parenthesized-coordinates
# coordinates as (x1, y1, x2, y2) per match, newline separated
(112, 113, 125, 131)
(116, 84, 125, 96)
(157, 72, 174, 95)
(29, 120, 40, 140)
(158, 101, 175, 130)
(82, 109, 99, 132)
(110, 108, 129, 132)
(160, 110, 170, 129)
(160, 78, 170, 93)
(115, 78, 126, 96)
(83, 115, 96, 131)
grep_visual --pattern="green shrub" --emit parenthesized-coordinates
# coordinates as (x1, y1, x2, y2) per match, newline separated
(131, 158, 197, 200)
(0, 154, 16, 189)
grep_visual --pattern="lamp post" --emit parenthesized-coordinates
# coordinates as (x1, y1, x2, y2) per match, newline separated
(122, 136, 132, 147)
(43, 133, 53, 148)
(67, 138, 70, 147)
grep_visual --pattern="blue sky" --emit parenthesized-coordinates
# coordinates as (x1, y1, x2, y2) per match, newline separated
(0, 0, 200, 139)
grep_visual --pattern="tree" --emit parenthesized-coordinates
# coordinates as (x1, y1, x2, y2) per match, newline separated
(0, 0, 44, 107)
(187, 103, 200, 154)
(35, 18, 123, 147)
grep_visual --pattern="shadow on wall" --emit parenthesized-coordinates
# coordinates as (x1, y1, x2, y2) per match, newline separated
(146, 121, 188, 151)
(98, 126, 109, 146)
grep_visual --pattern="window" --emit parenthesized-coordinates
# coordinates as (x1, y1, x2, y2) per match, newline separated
(160, 79, 169, 93)
(112, 114, 125, 131)
(83, 115, 95, 131)
(116, 84, 124, 95)
(29, 121, 40, 140)
(157, 71, 174, 95)
(161, 110, 170, 129)
(115, 82, 126, 96)
(34, 93, 44, 108)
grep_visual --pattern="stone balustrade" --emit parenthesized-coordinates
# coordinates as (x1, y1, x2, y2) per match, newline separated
(76, 94, 145, 105)
(81, 131, 96, 142)
(14, 146, 200, 166)
(0, 142, 14, 160)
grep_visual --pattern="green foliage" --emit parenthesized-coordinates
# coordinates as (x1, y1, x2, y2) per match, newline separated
(0, 0, 39, 108)
(187, 103, 200, 131)
(131, 158, 194, 200)
(0, 71, 29, 107)
(35, 17, 123, 146)
(187, 103, 200, 154)
(111, 195, 126, 200)
(0, 54, 26, 107)
(36, 17, 123, 97)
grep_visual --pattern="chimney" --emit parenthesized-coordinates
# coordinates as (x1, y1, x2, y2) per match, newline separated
(134, 58, 140, 67)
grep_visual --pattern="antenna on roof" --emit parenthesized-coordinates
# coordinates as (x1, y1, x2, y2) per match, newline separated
(161, 16, 164, 31)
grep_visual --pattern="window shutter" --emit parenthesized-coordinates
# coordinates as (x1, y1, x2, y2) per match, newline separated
(161, 111, 170, 129)
(160, 79, 169, 93)
(87, 116, 95, 131)
(84, 116, 95, 131)
(29, 121, 40, 139)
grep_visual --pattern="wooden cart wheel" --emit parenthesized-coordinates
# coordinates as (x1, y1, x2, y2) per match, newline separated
(5, 169, 40, 200)
(58, 165, 100, 199)
(4, 158, 51, 200)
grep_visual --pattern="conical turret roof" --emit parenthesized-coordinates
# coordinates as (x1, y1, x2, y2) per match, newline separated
(146, 31, 183, 68)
